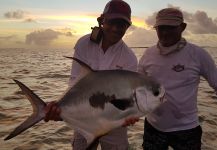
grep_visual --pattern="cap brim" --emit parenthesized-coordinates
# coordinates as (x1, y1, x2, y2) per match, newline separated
(154, 19, 182, 27)
(104, 14, 131, 25)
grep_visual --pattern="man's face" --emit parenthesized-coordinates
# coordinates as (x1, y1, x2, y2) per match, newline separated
(102, 18, 130, 44)
(155, 23, 185, 47)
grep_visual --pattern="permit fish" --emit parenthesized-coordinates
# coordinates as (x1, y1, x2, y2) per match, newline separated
(4, 57, 165, 149)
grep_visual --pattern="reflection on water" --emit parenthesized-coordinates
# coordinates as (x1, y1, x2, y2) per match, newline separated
(0, 48, 217, 150)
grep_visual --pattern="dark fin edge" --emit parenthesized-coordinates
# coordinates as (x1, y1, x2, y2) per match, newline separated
(4, 80, 46, 140)
(63, 56, 96, 72)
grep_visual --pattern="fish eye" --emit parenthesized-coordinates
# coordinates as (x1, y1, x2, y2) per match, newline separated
(152, 89, 160, 96)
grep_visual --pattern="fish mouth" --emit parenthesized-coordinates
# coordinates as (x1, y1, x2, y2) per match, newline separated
(160, 93, 165, 102)
(159, 86, 166, 102)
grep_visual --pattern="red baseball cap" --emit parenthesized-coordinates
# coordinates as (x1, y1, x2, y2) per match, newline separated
(102, 0, 131, 25)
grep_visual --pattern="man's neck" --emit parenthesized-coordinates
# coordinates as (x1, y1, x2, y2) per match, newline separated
(101, 39, 116, 53)
(158, 38, 186, 55)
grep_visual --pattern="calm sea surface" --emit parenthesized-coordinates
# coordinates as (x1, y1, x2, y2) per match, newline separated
(0, 47, 217, 150)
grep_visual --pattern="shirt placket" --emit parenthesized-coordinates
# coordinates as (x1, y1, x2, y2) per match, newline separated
(98, 47, 113, 70)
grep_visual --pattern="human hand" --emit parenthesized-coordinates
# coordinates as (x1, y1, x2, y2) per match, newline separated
(44, 101, 62, 122)
(122, 117, 139, 127)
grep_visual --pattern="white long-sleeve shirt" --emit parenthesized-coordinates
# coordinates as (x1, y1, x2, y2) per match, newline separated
(69, 34, 138, 86)
(138, 42, 217, 132)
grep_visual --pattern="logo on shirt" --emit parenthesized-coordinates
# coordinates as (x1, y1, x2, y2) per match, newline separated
(172, 64, 185, 72)
(116, 65, 123, 69)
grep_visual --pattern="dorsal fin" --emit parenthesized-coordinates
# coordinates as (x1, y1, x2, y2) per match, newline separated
(64, 56, 96, 86)
(64, 56, 95, 72)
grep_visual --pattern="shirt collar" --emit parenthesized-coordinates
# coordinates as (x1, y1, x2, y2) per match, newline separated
(157, 38, 187, 55)
(99, 38, 123, 53)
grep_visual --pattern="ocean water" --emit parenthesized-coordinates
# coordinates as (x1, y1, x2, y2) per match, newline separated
(0, 47, 217, 150)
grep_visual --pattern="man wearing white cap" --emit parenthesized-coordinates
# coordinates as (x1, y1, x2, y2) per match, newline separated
(44, 0, 138, 149)
(138, 8, 217, 150)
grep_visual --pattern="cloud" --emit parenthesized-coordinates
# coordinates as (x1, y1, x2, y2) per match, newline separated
(4, 10, 25, 19)
(15, 41, 24, 44)
(25, 29, 61, 45)
(186, 11, 217, 34)
(0, 35, 16, 40)
(65, 32, 73, 37)
(4, 10, 36, 23)
(215, 18, 217, 24)
(145, 12, 157, 27)
(59, 27, 76, 35)
(25, 29, 73, 45)
(145, 5, 217, 34)
(124, 25, 157, 47)
(185, 34, 217, 47)
(24, 18, 36, 23)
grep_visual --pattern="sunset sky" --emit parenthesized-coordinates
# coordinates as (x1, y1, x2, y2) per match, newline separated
(1, 0, 217, 49)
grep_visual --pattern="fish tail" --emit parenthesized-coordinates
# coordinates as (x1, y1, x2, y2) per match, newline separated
(4, 79, 46, 140)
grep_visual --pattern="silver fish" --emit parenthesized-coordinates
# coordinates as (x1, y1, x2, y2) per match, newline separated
(4, 57, 165, 149)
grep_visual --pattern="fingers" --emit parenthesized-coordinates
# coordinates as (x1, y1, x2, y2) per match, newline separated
(44, 101, 62, 122)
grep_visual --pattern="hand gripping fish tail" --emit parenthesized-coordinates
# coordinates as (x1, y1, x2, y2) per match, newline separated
(4, 79, 47, 141)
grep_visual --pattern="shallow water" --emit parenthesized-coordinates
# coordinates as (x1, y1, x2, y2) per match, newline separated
(0, 47, 217, 150)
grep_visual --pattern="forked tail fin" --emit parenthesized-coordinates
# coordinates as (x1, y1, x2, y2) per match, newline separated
(4, 79, 46, 140)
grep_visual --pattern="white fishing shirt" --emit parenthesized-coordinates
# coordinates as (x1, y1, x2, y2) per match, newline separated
(138, 42, 217, 132)
(67, 34, 137, 145)
(69, 34, 138, 86)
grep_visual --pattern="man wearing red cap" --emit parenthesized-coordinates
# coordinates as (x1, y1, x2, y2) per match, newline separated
(44, 0, 138, 149)
(138, 8, 217, 150)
